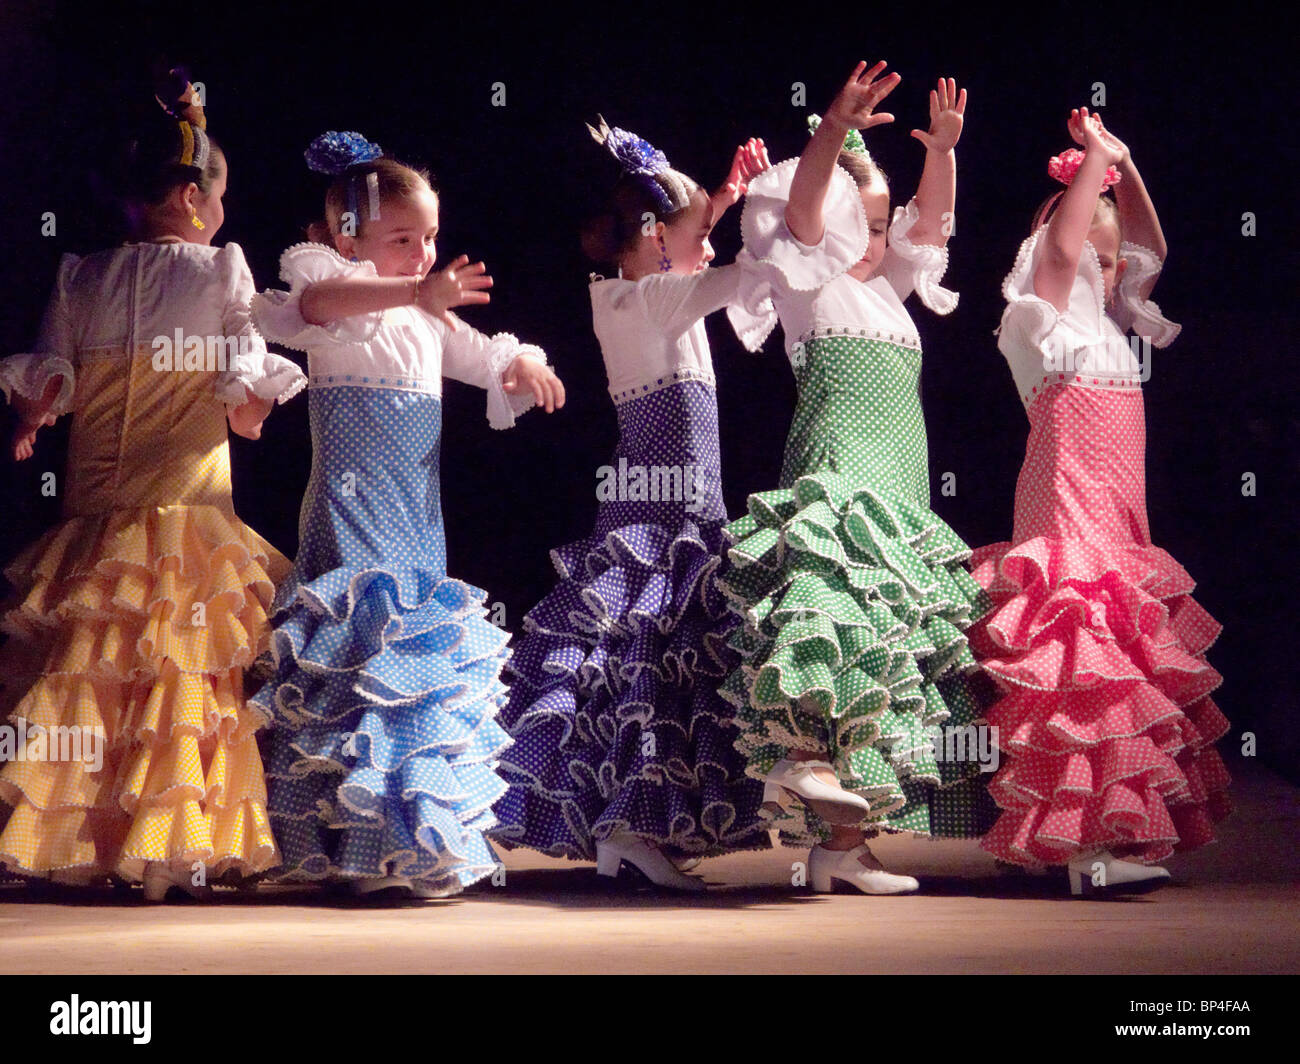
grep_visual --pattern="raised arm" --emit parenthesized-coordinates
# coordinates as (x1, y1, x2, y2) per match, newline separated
(1034, 111, 1126, 312)
(1067, 108, 1167, 297)
(300, 255, 493, 331)
(906, 78, 967, 248)
(786, 60, 901, 246)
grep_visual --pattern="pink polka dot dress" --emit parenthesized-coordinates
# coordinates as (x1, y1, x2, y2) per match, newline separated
(970, 228, 1231, 866)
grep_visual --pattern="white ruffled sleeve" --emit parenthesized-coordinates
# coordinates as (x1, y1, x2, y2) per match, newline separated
(438, 316, 548, 430)
(728, 158, 873, 350)
(996, 226, 1106, 381)
(213, 243, 307, 406)
(250, 242, 384, 352)
(725, 250, 778, 353)
(1109, 241, 1181, 346)
(0, 254, 79, 415)
(880, 198, 958, 314)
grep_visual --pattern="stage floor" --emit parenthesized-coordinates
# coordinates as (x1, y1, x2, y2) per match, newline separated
(2, 756, 1295, 975)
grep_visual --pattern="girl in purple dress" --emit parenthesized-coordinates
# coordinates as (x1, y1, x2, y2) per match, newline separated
(490, 121, 774, 889)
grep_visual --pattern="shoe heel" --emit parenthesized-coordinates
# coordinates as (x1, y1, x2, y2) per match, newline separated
(760, 781, 790, 818)
(595, 848, 622, 879)
(809, 864, 833, 893)
(1068, 866, 1094, 897)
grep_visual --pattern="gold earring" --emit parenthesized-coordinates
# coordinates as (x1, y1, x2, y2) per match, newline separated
(190, 212, 206, 231)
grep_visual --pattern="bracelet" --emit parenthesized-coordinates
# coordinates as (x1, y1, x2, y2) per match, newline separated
(410, 274, 421, 304)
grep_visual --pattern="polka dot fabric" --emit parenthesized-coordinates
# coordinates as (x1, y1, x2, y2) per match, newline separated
(491, 380, 769, 860)
(969, 382, 1231, 866)
(718, 335, 999, 844)
(0, 348, 285, 882)
(253, 387, 510, 894)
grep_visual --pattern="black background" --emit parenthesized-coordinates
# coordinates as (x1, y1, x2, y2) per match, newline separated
(0, 1, 1294, 780)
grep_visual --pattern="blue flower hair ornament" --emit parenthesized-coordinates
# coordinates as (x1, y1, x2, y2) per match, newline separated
(587, 115, 678, 215)
(305, 131, 384, 175)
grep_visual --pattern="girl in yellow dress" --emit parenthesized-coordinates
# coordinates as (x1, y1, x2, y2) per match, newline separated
(0, 72, 305, 900)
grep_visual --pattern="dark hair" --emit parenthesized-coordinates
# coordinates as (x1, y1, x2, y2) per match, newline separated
(122, 121, 224, 208)
(580, 169, 700, 265)
(836, 150, 889, 192)
(308, 157, 434, 248)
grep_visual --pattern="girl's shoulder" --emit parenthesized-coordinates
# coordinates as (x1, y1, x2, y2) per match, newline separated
(277, 241, 375, 287)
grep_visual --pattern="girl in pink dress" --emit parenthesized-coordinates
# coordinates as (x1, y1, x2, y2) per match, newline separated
(970, 109, 1230, 896)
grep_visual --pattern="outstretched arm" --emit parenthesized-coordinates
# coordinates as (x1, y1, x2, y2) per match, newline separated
(786, 60, 901, 246)
(1034, 111, 1126, 312)
(300, 255, 494, 331)
(906, 77, 967, 247)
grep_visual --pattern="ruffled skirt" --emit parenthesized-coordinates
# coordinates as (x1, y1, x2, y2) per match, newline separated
(492, 520, 768, 859)
(718, 335, 998, 843)
(970, 384, 1230, 865)
(0, 505, 283, 882)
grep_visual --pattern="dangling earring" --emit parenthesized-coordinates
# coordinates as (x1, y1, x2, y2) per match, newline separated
(190, 212, 205, 231)
(657, 234, 672, 273)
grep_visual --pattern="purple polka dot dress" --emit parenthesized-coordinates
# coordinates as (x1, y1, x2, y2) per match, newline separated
(490, 267, 771, 860)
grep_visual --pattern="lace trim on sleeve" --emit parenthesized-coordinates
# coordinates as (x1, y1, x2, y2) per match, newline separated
(0, 353, 77, 413)
(483, 333, 547, 430)
(251, 242, 384, 351)
(739, 158, 869, 294)
(1110, 240, 1181, 346)
(886, 198, 958, 314)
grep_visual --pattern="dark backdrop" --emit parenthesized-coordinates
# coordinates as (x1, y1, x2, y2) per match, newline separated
(1, 1, 1294, 781)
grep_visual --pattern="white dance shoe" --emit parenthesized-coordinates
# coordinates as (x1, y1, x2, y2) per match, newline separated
(809, 844, 920, 895)
(142, 862, 213, 902)
(596, 833, 707, 892)
(1066, 851, 1171, 897)
(351, 875, 414, 897)
(763, 759, 873, 825)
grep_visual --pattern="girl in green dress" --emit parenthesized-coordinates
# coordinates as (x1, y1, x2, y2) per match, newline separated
(720, 61, 996, 893)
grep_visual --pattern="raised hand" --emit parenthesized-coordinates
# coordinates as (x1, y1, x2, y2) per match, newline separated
(1078, 109, 1126, 168)
(418, 255, 493, 330)
(1069, 107, 1129, 165)
(713, 137, 772, 214)
(825, 60, 902, 133)
(502, 354, 566, 413)
(911, 77, 967, 153)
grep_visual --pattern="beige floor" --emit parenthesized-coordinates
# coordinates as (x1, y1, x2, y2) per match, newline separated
(1, 757, 1296, 974)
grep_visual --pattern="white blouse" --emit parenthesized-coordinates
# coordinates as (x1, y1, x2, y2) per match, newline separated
(252, 242, 547, 429)
(0, 241, 305, 412)
(590, 263, 770, 403)
(997, 227, 1181, 409)
(734, 158, 959, 361)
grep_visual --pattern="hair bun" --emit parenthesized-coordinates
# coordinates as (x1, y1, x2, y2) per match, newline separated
(305, 131, 384, 175)
(153, 64, 206, 129)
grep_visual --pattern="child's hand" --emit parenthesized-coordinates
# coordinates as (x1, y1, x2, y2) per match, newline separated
(227, 388, 274, 440)
(1069, 107, 1129, 166)
(11, 414, 54, 461)
(713, 138, 771, 215)
(825, 60, 901, 133)
(418, 255, 493, 331)
(910, 77, 967, 154)
(503, 354, 565, 414)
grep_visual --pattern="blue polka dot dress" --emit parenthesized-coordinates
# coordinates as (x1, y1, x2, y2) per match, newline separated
(490, 266, 773, 861)
(250, 243, 547, 895)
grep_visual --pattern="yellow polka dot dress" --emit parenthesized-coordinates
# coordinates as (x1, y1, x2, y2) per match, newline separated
(0, 242, 305, 883)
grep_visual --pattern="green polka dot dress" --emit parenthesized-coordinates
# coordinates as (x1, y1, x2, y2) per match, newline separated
(719, 159, 998, 843)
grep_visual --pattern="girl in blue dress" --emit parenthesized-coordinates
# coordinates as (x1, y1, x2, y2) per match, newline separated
(251, 132, 565, 898)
